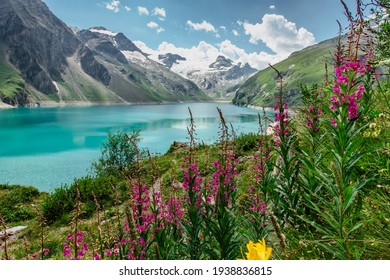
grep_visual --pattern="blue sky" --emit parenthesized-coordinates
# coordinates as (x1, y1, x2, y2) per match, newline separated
(42, 0, 365, 69)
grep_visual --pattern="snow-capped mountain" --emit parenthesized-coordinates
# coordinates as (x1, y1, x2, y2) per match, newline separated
(153, 53, 258, 98)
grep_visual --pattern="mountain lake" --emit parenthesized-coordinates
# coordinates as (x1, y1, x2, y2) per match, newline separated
(0, 103, 272, 192)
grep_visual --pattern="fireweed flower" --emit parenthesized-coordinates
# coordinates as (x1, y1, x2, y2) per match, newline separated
(273, 101, 290, 146)
(238, 239, 272, 260)
(63, 243, 71, 258)
(93, 252, 101, 260)
(42, 248, 50, 255)
(206, 157, 237, 207)
(248, 185, 266, 215)
(131, 180, 154, 234)
(330, 51, 372, 121)
(181, 158, 203, 208)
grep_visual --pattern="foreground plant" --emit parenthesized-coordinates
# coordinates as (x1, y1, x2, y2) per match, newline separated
(238, 239, 272, 260)
(300, 1, 377, 259)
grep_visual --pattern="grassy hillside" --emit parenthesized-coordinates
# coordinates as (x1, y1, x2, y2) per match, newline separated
(233, 38, 337, 107)
(0, 56, 25, 100)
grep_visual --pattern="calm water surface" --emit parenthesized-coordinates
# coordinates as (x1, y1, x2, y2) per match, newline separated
(0, 103, 268, 192)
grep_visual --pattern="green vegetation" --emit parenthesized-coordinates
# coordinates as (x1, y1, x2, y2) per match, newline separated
(0, 185, 43, 223)
(0, 58, 25, 100)
(233, 38, 335, 107)
(92, 130, 142, 177)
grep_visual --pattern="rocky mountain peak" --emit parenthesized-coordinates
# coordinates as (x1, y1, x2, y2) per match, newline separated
(158, 53, 187, 69)
(209, 55, 233, 69)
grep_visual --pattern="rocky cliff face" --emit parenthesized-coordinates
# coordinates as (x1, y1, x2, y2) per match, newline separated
(0, 0, 208, 106)
(0, 0, 79, 96)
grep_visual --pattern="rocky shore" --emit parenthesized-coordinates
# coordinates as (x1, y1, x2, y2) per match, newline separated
(0, 102, 14, 109)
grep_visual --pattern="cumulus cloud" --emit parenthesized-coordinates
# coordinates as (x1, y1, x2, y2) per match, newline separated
(147, 22, 165, 33)
(187, 20, 216, 32)
(269, 5, 276, 10)
(153, 7, 166, 19)
(232, 30, 239, 36)
(243, 14, 315, 55)
(105, 0, 120, 13)
(134, 39, 285, 71)
(218, 40, 283, 69)
(138, 6, 150, 15)
(125, 6, 131, 12)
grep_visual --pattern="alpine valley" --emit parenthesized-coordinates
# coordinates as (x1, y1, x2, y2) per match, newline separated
(0, 0, 339, 108)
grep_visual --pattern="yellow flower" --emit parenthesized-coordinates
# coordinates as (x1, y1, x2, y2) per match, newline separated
(238, 238, 272, 260)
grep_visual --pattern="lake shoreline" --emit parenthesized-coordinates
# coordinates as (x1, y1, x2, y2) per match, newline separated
(0, 99, 235, 110)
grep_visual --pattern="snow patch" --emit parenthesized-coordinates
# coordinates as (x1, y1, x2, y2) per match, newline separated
(90, 28, 118, 37)
(121, 51, 149, 64)
(52, 81, 60, 92)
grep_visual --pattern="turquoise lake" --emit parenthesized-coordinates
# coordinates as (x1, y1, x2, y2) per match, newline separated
(0, 103, 269, 192)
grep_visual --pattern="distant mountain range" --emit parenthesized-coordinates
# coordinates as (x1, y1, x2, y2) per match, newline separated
(155, 53, 258, 98)
(0, 0, 209, 107)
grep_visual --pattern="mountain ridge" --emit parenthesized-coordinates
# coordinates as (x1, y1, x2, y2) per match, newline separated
(153, 53, 258, 98)
(232, 37, 338, 107)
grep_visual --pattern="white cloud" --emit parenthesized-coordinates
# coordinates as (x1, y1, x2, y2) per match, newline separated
(147, 22, 165, 33)
(187, 20, 216, 32)
(133, 41, 156, 55)
(243, 14, 315, 55)
(147, 22, 159, 29)
(105, 0, 120, 13)
(232, 30, 239, 36)
(153, 7, 166, 19)
(125, 6, 131, 12)
(220, 26, 227, 31)
(138, 6, 149, 15)
(269, 5, 276, 10)
(218, 39, 283, 70)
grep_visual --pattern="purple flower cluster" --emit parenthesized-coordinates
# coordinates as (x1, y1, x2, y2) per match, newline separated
(206, 157, 237, 207)
(273, 102, 290, 146)
(305, 103, 322, 132)
(330, 55, 372, 121)
(182, 158, 203, 208)
(63, 231, 88, 260)
(131, 180, 154, 234)
(248, 186, 266, 215)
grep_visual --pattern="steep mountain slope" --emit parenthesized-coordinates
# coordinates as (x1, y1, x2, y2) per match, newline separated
(0, 0, 80, 104)
(78, 27, 207, 103)
(233, 38, 337, 107)
(0, 0, 208, 107)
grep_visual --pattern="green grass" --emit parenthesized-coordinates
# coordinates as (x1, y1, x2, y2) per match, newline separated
(0, 59, 25, 100)
(233, 38, 336, 107)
